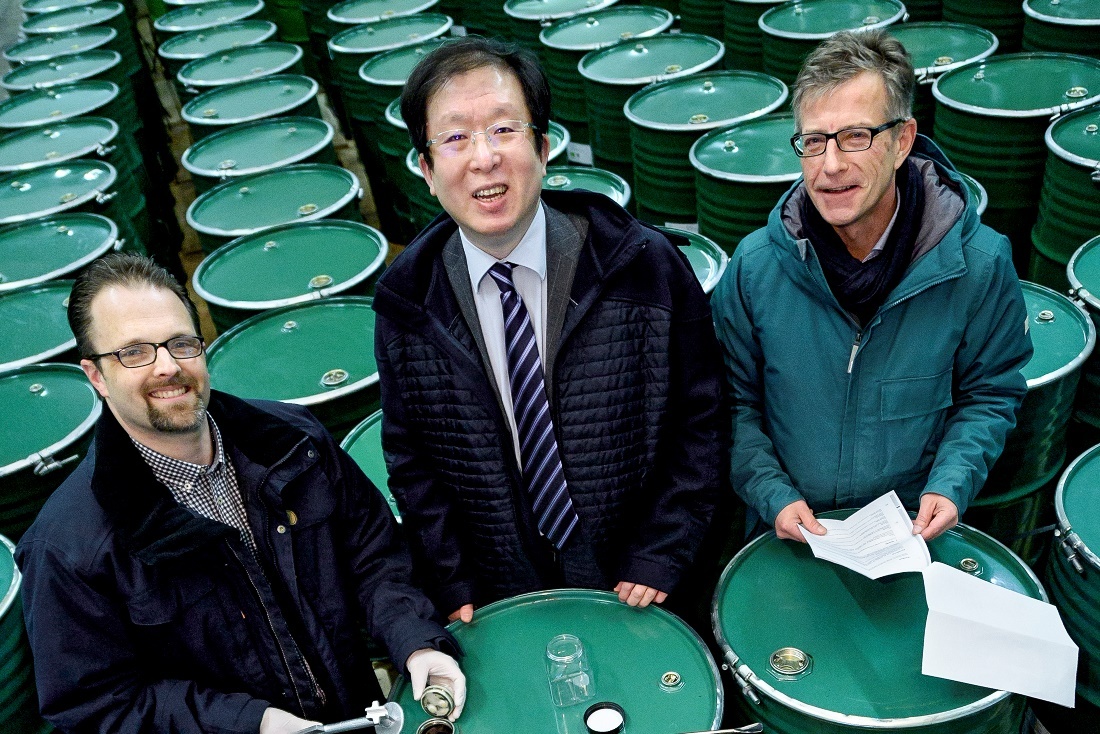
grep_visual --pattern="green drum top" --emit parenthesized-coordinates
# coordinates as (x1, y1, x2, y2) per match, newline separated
(21, 1, 124, 34)
(3, 26, 116, 64)
(340, 411, 400, 520)
(625, 70, 788, 131)
(0, 213, 118, 291)
(0, 80, 118, 129)
(392, 589, 721, 733)
(1068, 234, 1100, 315)
(539, 5, 673, 49)
(0, 117, 118, 172)
(193, 220, 387, 307)
(182, 116, 334, 178)
(1024, 0, 1100, 24)
(1019, 282, 1094, 388)
(1056, 444, 1100, 569)
(0, 160, 116, 225)
(658, 226, 728, 294)
(1047, 103, 1100, 166)
(327, 0, 438, 25)
(206, 297, 378, 405)
(0, 281, 76, 370)
(0, 50, 122, 93)
(579, 33, 725, 85)
(178, 42, 304, 87)
(547, 120, 570, 161)
(384, 97, 405, 129)
(329, 13, 453, 55)
(713, 513, 1045, 725)
(690, 112, 802, 182)
(186, 163, 361, 238)
(181, 74, 319, 125)
(154, 0, 266, 33)
(759, 0, 906, 37)
(359, 38, 450, 85)
(933, 53, 1100, 116)
(958, 171, 988, 215)
(888, 22, 1000, 77)
(22, 0, 99, 13)
(542, 164, 631, 205)
(0, 364, 101, 476)
(505, 0, 618, 22)
(158, 20, 278, 61)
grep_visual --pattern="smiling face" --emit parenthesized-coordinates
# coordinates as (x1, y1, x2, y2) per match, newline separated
(798, 71, 916, 256)
(419, 64, 549, 259)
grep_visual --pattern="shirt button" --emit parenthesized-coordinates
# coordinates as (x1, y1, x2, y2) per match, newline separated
(277, 525, 287, 534)
(307, 449, 316, 459)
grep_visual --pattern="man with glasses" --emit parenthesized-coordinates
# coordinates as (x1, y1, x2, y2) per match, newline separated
(712, 30, 1031, 543)
(16, 253, 466, 733)
(374, 36, 724, 624)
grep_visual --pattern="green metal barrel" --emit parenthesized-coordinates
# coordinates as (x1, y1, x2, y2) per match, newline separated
(180, 74, 321, 140)
(758, 0, 907, 85)
(0, 49, 131, 106)
(0, 117, 142, 192)
(690, 111, 801, 254)
(402, 147, 441, 232)
(0, 364, 101, 541)
(942, 0, 1027, 53)
(193, 219, 388, 332)
(459, 0, 511, 37)
(1, 533, 48, 732)
(0, 213, 120, 294)
(968, 282, 1095, 569)
(504, 0, 619, 54)
(157, 19, 278, 84)
(3, 25, 116, 66)
(625, 70, 787, 226)
(20, 1, 142, 76)
(354, 38, 450, 125)
(0, 79, 129, 137)
(540, 6, 673, 146)
(658, 225, 729, 296)
(390, 589, 723, 734)
(713, 513, 1044, 734)
(542, 164, 632, 206)
(182, 115, 336, 194)
(1024, 0, 1100, 58)
(578, 32, 725, 181)
(327, 0, 438, 28)
(0, 281, 78, 373)
(722, 0, 784, 72)
(176, 41, 305, 96)
(339, 409, 401, 521)
(1067, 235, 1100, 431)
(206, 296, 380, 439)
(681, 0, 724, 36)
(886, 22, 999, 134)
(153, 0, 268, 45)
(380, 98, 417, 238)
(932, 53, 1100, 271)
(959, 171, 988, 216)
(21, 0, 99, 13)
(186, 162, 363, 253)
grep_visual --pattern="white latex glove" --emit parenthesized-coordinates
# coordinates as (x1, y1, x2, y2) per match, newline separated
(258, 707, 319, 734)
(406, 648, 467, 721)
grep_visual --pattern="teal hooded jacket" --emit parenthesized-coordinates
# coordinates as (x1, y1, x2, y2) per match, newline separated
(712, 136, 1032, 527)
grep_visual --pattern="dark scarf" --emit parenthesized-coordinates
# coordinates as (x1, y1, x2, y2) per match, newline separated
(802, 158, 925, 326)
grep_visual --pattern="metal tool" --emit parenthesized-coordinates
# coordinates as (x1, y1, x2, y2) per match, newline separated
(293, 702, 404, 734)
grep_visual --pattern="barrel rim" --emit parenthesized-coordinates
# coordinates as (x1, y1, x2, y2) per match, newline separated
(0, 158, 118, 224)
(177, 41, 304, 88)
(359, 38, 451, 86)
(1044, 103, 1100, 167)
(384, 96, 407, 129)
(1055, 444, 1100, 570)
(623, 70, 789, 131)
(0, 535, 19, 622)
(154, 0, 266, 33)
(21, 0, 99, 14)
(958, 171, 988, 216)
(0, 79, 120, 129)
(205, 295, 381, 407)
(0, 363, 103, 477)
(0, 48, 123, 92)
(339, 407, 384, 451)
(578, 33, 726, 87)
(1018, 280, 1096, 389)
(0, 281, 78, 370)
(657, 225, 729, 294)
(547, 120, 571, 161)
(1065, 234, 1100, 311)
(182, 115, 335, 179)
(3, 25, 117, 64)
(22, 0, 125, 35)
(328, 13, 454, 56)
(0, 216, 118, 293)
(504, 0, 618, 22)
(192, 220, 389, 310)
(688, 112, 803, 183)
(157, 20, 278, 61)
(1023, 0, 1100, 26)
(0, 115, 119, 173)
(931, 52, 1100, 118)
(181, 74, 320, 127)
(184, 162, 362, 237)
(757, 0, 907, 40)
(538, 6, 674, 51)
(327, 0, 438, 25)
(888, 22, 999, 79)
(542, 163, 632, 206)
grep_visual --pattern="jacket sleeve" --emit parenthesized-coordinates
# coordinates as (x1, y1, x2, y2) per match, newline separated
(712, 246, 806, 527)
(922, 234, 1032, 514)
(15, 538, 270, 734)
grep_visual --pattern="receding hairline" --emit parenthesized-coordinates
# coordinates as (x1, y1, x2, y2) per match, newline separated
(84, 283, 199, 355)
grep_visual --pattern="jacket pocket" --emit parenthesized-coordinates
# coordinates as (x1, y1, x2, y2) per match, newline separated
(126, 575, 216, 626)
(877, 370, 953, 475)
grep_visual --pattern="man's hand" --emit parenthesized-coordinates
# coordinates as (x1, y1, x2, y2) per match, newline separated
(259, 707, 318, 734)
(614, 581, 667, 608)
(911, 493, 958, 541)
(406, 649, 467, 721)
(775, 500, 826, 542)
(448, 604, 474, 623)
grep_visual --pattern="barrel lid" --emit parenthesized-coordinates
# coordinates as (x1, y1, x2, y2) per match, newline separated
(690, 112, 802, 183)
(0, 281, 77, 370)
(0, 116, 118, 172)
(0, 80, 118, 129)
(359, 38, 450, 86)
(193, 220, 388, 308)
(578, 33, 725, 86)
(178, 42, 304, 88)
(1045, 102, 1100, 167)
(0, 213, 118, 292)
(625, 70, 788, 132)
(1019, 281, 1095, 388)
(329, 13, 453, 56)
(22, 1, 124, 34)
(186, 163, 361, 237)
(933, 52, 1100, 118)
(539, 5, 673, 50)
(505, 0, 618, 22)
(547, 120, 570, 162)
(957, 171, 987, 216)
(339, 410, 401, 521)
(22, 0, 98, 13)
(1067, 235, 1100, 310)
(1024, 0, 1100, 25)
(542, 164, 631, 205)
(206, 297, 379, 406)
(0, 363, 102, 477)
(181, 74, 319, 126)
(1, 49, 122, 93)
(0, 159, 117, 224)
(886, 22, 999, 78)
(327, 0, 438, 25)
(154, 0, 266, 33)
(3, 26, 116, 64)
(182, 116, 334, 179)
(657, 226, 728, 295)
(158, 20, 277, 61)
(713, 512, 1044, 725)
(0, 534, 16, 621)
(1055, 443, 1100, 568)
(385, 96, 406, 129)
(758, 0, 906, 39)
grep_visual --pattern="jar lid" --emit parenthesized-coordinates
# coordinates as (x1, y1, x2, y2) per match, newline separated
(584, 702, 625, 734)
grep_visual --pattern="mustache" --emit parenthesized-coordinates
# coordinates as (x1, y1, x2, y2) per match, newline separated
(144, 374, 200, 392)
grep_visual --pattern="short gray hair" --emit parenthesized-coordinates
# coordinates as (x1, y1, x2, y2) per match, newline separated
(791, 29, 914, 132)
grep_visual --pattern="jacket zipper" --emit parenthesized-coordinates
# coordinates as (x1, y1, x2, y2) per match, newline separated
(847, 332, 863, 374)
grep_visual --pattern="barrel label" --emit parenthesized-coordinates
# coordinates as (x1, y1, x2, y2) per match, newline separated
(566, 142, 592, 166)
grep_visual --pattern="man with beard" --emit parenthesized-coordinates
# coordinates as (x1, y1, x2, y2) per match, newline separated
(15, 254, 466, 734)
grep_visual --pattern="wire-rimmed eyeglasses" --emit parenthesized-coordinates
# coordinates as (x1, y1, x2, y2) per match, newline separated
(87, 335, 205, 368)
(426, 120, 537, 158)
(790, 118, 907, 157)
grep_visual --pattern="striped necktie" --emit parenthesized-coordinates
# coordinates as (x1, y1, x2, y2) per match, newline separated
(488, 262, 578, 550)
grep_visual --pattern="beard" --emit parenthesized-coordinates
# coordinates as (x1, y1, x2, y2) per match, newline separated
(144, 375, 208, 434)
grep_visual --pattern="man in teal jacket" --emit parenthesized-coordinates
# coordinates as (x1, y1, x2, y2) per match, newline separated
(712, 30, 1032, 543)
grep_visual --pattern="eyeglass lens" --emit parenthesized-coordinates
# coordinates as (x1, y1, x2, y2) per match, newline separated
(433, 120, 530, 157)
(117, 337, 204, 367)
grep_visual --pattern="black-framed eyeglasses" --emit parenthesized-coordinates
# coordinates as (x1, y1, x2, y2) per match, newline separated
(426, 120, 537, 158)
(790, 118, 907, 157)
(87, 336, 205, 368)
